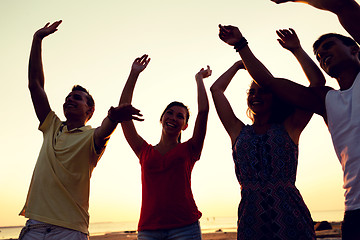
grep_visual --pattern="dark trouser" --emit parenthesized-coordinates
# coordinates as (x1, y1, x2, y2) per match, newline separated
(342, 208, 360, 240)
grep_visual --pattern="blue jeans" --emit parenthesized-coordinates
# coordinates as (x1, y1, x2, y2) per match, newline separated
(138, 221, 202, 240)
(19, 219, 88, 240)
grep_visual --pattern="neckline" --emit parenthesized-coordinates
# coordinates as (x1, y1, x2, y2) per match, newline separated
(153, 142, 181, 156)
(250, 123, 274, 136)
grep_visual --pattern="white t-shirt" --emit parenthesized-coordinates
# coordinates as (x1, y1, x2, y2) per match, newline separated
(326, 71, 360, 211)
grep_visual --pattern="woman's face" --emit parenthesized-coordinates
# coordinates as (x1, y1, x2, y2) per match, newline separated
(160, 105, 188, 135)
(247, 82, 273, 115)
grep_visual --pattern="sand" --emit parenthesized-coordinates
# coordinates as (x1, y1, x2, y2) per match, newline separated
(3, 222, 341, 240)
(89, 222, 342, 240)
(90, 231, 237, 240)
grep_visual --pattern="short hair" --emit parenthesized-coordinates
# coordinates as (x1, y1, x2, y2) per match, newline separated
(313, 33, 359, 56)
(71, 85, 95, 108)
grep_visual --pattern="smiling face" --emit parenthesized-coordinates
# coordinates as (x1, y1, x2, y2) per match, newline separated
(63, 90, 94, 123)
(247, 82, 273, 117)
(160, 105, 189, 137)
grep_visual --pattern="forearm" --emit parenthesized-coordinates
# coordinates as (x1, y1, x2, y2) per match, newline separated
(293, 0, 360, 43)
(119, 70, 140, 105)
(292, 47, 326, 87)
(196, 77, 209, 114)
(238, 46, 274, 87)
(210, 62, 240, 93)
(191, 78, 209, 153)
(335, 0, 360, 44)
(98, 117, 117, 140)
(94, 116, 117, 153)
(28, 37, 45, 90)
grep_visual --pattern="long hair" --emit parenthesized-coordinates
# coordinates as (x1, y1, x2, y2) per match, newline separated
(160, 101, 190, 143)
(246, 82, 295, 124)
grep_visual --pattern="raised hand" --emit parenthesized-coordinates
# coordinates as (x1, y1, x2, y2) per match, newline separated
(34, 20, 62, 40)
(276, 28, 301, 53)
(218, 24, 243, 46)
(108, 104, 144, 123)
(131, 54, 151, 74)
(195, 65, 212, 80)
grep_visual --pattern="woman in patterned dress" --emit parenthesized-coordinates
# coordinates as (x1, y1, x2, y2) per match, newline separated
(210, 27, 325, 239)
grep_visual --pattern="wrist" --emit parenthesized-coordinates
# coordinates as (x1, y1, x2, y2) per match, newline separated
(107, 115, 119, 124)
(233, 37, 248, 52)
(291, 46, 304, 56)
(233, 61, 243, 70)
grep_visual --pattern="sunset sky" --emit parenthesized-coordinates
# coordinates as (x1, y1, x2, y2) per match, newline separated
(1, 0, 356, 228)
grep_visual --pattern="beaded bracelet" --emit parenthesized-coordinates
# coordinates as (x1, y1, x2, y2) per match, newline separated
(234, 37, 248, 52)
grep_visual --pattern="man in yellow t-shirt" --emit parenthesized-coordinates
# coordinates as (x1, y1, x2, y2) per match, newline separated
(19, 20, 144, 240)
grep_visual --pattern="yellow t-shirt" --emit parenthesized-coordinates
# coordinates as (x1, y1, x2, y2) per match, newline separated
(20, 111, 105, 234)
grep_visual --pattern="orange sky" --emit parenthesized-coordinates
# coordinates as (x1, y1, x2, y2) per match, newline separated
(0, 0, 353, 227)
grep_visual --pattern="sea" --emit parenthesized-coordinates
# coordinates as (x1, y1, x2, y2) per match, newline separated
(0, 211, 344, 240)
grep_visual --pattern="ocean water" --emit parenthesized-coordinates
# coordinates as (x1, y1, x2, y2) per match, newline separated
(0, 212, 343, 240)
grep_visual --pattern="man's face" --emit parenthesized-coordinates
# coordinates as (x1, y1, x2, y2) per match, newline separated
(315, 37, 357, 78)
(63, 90, 93, 122)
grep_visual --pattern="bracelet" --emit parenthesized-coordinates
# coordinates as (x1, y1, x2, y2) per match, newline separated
(234, 37, 248, 52)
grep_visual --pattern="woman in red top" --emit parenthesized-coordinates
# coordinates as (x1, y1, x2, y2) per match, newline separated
(118, 54, 211, 240)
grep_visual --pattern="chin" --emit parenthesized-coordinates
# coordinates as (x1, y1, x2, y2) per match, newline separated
(327, 69, 339, 78)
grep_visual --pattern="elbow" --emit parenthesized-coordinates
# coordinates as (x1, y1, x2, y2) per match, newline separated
(309, 78, 326, 87)
(210, 84, 222, 94)
(198, 105, 209, 116)
(28, 80, 39, 92)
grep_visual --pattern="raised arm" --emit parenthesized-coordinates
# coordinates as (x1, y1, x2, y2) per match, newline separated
(276, 28, 326, 87)
(275, 28, 326, 141)
(218, 24, 327, 117)
(271, 0, 360, 44)
(119, 55, 150, 157)
(28, 21, 62, 124)
(210, 61, 245, 144)
(189, 66, 211, 155)
(93, 104, 144, 154)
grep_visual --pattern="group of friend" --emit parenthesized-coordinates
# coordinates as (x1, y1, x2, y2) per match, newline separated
(18, 0, 360, 239)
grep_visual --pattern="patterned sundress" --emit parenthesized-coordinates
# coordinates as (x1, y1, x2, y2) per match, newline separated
(232, 124, 315, 240)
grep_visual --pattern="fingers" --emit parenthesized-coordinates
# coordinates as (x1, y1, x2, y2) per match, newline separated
(50, 20, 62, 31)
(135, 54, 151, 66)
(132, 116, 144, 122)
(108, 104, 144, 123)
(197, 65, 212, 78)
(36, 20, 62, 39)
(271, 0, 293, 4)
(277, 39, 286, 48)
(206, 65, 212, 77)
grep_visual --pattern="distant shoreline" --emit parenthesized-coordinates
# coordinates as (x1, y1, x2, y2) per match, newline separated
(0, 221, 342, 240)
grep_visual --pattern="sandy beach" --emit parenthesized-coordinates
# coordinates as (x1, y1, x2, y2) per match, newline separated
(89, 222, 342, 240)
(90, 230, 341, 240)
(90, 231, 238, 240)
(1, 222, 341, 240)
